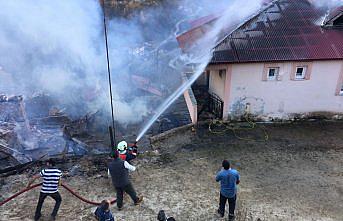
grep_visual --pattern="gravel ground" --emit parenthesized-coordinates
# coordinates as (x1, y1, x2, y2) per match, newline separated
(0, 121, 342, 221)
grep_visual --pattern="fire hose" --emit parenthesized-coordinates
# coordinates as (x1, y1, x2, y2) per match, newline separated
(208, 114, 269, 142)
(0, 183, 116, 207)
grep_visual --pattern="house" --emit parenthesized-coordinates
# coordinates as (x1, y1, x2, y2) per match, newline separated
(181, 0, 343, 122)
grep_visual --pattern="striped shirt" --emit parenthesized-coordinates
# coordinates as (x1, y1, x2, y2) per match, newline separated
(40, 168, 62, 193)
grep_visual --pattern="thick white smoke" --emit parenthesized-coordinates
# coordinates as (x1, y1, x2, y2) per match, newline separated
(311, 0, 343, 8)
(0, 0, 150, 124)
(0, 0, 265, 133)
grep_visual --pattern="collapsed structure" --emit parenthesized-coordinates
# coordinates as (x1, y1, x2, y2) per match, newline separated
(180, 0, 343, 121)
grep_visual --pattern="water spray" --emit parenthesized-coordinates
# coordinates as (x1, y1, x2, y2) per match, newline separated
(135, 0, 264, 142)
(136, 56, 210, 142)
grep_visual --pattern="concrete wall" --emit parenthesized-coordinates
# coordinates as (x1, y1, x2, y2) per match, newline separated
(208, 60, 343, 120)
(182, 74, 198, 124)
(183, 88, 198, 124)
(208, 69, 226, 100)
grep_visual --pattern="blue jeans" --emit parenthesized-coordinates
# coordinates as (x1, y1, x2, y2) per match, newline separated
(218, 193, 236, 219)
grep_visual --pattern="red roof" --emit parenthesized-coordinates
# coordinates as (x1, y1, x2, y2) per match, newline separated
(176, 15, 219, 50)
(326, 5, 343, 21)
(188, 14, 221, 29)
(176, 0, 275, 51)
(211, 0, 343, 63)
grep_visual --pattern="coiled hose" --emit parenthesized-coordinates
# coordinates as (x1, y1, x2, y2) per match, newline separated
(208, 114, 269, 142)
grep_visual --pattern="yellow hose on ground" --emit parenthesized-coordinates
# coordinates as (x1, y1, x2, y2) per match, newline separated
(208, 114, 269, 142)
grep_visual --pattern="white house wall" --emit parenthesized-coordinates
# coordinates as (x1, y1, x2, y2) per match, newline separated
(209, 60, 343, 120)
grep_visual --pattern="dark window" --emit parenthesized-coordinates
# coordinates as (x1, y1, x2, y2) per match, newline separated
(296, 67, 303, 74)
(269, 68, 276, 77)
(268, 67, 279, 80)
(295, 66, 306, 79)
(219, 69, 226, 78)
(333, 14, 343, 26)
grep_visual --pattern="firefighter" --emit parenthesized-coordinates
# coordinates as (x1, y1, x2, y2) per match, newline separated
(116, 141, 137, 163)
(108, 150, 143, 210)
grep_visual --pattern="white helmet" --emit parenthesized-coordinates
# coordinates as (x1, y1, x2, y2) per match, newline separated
(117, 141, 127, 154)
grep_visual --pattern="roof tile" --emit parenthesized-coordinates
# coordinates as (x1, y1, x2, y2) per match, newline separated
(210, 0, 343, 63)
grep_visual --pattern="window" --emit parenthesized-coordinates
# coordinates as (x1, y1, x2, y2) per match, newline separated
(291, 63, 312, 81)
(219, 69, 226, 78)
(263, 64, 282, 81)
(267, 67, 279, 80)
(295, 66, 307, 79)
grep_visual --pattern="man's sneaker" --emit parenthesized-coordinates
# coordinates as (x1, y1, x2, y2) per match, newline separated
(34, 215, 41, 221)
(117, 207, 123, 211)
(134, 196, 143, 205)
(228, 214, 235, 221)
(217, 209, 224, 218)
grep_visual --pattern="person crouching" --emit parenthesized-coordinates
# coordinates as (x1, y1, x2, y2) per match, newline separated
(95, 200, 115, 221)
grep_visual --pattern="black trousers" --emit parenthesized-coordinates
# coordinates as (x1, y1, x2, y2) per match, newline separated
(115, 182, 138, 208)
(218, 193, 236, 219)
(34, 191, 62, 220)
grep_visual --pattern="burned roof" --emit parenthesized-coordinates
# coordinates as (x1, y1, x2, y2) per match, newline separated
(211, 0, 343, 64)
(323, 5, 343, 27)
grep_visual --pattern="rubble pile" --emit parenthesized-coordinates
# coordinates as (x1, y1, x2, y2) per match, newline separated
(0, 94, 109, 171)
(0, 91, 191, 172)
(0, 96, 32, 169)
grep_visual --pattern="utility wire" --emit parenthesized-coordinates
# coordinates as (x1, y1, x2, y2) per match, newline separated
(103, 4, 116, 147)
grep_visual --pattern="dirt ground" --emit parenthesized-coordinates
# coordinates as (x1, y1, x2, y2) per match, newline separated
(1, 121, 343, 221)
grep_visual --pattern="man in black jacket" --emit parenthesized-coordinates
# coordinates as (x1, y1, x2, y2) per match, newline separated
(108, 150, 143, 210)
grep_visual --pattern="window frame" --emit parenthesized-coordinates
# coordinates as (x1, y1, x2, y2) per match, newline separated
(219, 69, 226, 79)
(267, 67, 279, 81)
(294, 66, 307, 80)
(263, 63, 282, 81)
(291, 62, 312, 81)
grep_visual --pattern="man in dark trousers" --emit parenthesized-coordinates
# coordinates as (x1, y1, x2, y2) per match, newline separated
(216, 160, 240, 221)
(108, 150, 143, 210)
(27, 159, 62, 221)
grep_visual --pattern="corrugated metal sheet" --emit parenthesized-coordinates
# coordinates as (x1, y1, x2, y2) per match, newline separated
(211, 0, 343, 64)
(324, 5, 343, 25)
(188, 14, 221, 29)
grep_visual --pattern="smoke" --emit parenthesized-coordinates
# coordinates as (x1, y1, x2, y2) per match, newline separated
(0, 0, 264, 135)
(0, 0, 150, 124)
(136, 0, 265, 141)
(311, 0, 343, 8)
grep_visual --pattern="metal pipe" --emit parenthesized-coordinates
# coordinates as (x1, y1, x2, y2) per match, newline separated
(102, 3, 116, 148)
(109, 126, 114, 148)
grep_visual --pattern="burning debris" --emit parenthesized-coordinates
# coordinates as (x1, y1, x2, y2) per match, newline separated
(0, 91, 191, 171)
(0, 94, 111, 171)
